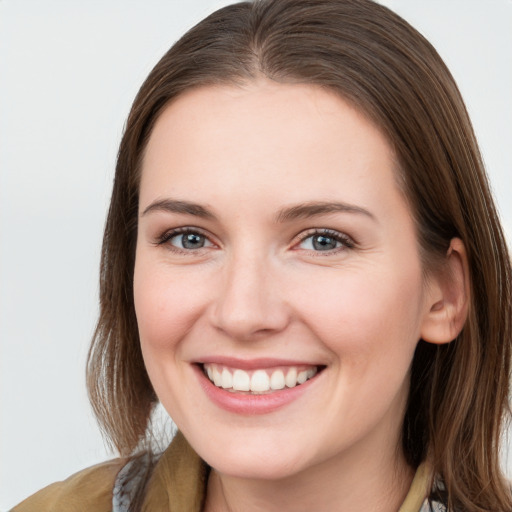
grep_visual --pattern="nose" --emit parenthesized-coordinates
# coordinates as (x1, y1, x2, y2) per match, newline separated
(210, 251, 290, 341)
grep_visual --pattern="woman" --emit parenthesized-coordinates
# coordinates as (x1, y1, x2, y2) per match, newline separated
(13, 0, 512, 511)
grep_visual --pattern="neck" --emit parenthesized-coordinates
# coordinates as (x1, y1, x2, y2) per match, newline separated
(203, 442, 414, 512)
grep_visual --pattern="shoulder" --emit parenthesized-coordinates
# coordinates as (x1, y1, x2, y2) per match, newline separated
(11, 458, 124, 512)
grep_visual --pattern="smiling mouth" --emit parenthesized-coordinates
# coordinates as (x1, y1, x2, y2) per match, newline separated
(202, 363, 323, 395)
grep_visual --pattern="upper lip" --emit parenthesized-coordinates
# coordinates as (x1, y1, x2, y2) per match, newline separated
(195, 356, 324, 370)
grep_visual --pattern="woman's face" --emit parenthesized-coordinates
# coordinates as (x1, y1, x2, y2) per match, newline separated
(134, 81, 436, 479)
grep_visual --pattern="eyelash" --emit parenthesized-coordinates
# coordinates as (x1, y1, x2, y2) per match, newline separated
(155, 227, 214, 254)
(154, 227, 355, 255)
(294, 228, 355, 254)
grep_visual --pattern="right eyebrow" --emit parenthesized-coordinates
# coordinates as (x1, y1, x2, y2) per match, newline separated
(141, 199, 216, 220)
(274, 201, 376, 223)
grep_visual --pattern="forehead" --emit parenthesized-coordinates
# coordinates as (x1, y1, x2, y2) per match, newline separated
(140, 81, 405, 221)
(144, 81, 389, 161)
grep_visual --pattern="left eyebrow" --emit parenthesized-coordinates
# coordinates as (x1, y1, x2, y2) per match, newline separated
(141, 199, 216, 219)
(275, 201, 376, 223)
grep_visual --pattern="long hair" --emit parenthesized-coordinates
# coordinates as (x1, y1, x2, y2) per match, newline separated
(87, 1, 512, 510)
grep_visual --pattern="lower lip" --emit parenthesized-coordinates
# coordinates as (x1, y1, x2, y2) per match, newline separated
(194, 365, 318, 415)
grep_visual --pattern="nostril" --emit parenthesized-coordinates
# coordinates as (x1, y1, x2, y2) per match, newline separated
(210, 300, 291, 341)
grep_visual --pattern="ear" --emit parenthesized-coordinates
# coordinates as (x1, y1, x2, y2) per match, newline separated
(420, 238, 470, 345)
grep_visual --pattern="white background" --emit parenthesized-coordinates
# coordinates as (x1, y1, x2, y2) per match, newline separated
(1, 1, 511, 509)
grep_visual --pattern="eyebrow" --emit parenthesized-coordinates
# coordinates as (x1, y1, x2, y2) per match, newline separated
(141, 198, 375, 223)
(141, 199, 216, 219)
(275, 201, 376, 223)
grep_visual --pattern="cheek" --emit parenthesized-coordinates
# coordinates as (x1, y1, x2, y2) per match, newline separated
(300, 268, 424, 426)
(133, 259, 207, 352)
(297, 265, 425, 363)
(133, 258, 206, 416)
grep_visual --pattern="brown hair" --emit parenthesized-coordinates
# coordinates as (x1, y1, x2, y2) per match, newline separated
(87, 0, 512, 510)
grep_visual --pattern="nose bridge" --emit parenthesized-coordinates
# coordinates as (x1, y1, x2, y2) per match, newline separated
(211, 246, 289, 340)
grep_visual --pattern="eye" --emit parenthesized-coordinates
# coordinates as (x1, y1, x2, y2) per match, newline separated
(157, 228, 214, 251)
(296, 229, 354, 252)
(171, 232, 211, 249)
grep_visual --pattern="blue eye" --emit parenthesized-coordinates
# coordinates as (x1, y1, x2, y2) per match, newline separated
(297, 230, 352, 252)
(160, 230, 214, 250)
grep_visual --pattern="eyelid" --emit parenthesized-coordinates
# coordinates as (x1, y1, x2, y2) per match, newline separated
(152, 226, 355, 255)
(154, 226, 218, 251)
(292, 228, 356, 252)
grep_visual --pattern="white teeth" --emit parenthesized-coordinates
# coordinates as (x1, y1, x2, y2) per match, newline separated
(221, 368, 233, 389)
(213, 367, 222, 387)
(232, 369, 250, 391)
(285, 368, 297, 388)
(251, 370, 270, 392)
(204, 363, 319, 393)
(270, 370, 285, 390)
(297, 370, 308, 384)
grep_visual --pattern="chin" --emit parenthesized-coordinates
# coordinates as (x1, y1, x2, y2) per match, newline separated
(212, 456, 306, 481)
(193, 432, 311, 481)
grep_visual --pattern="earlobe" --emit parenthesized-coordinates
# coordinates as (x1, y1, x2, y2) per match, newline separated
(420, 238, 470, 345)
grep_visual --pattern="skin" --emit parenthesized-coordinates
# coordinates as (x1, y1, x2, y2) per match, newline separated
(134, 81, 460, 511)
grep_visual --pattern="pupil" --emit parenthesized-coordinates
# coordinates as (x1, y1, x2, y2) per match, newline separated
(313, 235, 336, 251)
(182, 233, 204, 249)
